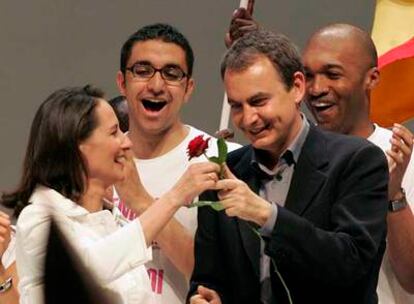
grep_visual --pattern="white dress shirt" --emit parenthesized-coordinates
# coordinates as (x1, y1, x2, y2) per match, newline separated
(16, 186, 154, 304)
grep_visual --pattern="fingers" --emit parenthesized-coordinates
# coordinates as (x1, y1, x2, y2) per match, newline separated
(232, 7, 246, 19)
(197, 285, 221, 302)
(189, 162, 221, 174)
(214, 128, 234, 140)
(393, 123, 414, 146)
(0, 211, 10, 219)
(216, 179, 240, 192)
(207, 173, 219, 183)
(0, 212, 11, 257)
(224, 33, 232, 48)
(391, 124, 413, 155)
(247, 0, 255, 15)
(227, 7, 258, 47)
(229, 19, 256, 39)
(0, 212, 10, 228)
(387, 124, 413, 167)
(386, 149, 404, 165)
(190, 295, 209, 304)
(391, 135, 412, 157)
(173, 163, 221, 206)
(222, 164, 237, 179)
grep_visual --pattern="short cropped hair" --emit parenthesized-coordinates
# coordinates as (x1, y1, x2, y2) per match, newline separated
(221, 29, 304, 90)
(120, 23, 194, 76)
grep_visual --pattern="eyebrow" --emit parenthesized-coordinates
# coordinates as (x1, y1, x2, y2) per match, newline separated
(109, 123, 118, 132)
(304, 63, 344, 73)
(131, 60, 183, 70)
(247, 92, 269, 103)
(323, 63, 344, 70)
(227, 92, 269, 104)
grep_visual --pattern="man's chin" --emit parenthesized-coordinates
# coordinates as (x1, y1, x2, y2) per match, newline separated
(251, 138, 273, 152)
(318, 121, 340, 133)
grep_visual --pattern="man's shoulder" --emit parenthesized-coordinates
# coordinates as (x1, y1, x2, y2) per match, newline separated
(311, 126, 381, 156)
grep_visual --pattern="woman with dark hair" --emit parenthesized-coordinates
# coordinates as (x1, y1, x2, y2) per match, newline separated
(2, 85, 219, 304)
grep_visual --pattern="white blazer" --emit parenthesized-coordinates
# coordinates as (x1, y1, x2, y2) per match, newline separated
(16, 186, 154, 304)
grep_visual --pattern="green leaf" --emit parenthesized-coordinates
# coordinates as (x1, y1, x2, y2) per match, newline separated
(208, 156, 221, 164)
(217, 138, 228, 164)
(187, 200, 225, 211)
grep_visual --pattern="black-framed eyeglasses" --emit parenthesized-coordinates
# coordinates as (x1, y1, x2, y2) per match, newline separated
(126, 63, 188, 85)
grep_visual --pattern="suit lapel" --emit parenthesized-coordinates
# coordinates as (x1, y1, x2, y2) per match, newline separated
(230, 128, 329, 277)
(232, 147, 261, 278)
(285, 126, 328, 215)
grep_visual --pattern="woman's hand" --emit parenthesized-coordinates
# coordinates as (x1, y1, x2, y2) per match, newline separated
(166, 162, 221, 208)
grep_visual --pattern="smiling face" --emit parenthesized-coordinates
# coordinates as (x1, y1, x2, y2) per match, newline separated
(117, 39, 194, 137)
(79, 100, 132, 188)
(225, 55, 304, 158)
(303, 32, 378, 135)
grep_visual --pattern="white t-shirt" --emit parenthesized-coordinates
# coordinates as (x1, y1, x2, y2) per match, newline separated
(368, 124, 414, 304)
(115, 125, 241, 304)
(16, 186, 154, 304)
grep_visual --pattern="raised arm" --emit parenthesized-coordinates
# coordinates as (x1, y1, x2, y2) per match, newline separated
(386, 124, 414, 293)
(115, 152, 220, 277)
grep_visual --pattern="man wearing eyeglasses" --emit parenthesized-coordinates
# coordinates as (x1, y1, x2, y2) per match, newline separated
(115, 23, 240, 304)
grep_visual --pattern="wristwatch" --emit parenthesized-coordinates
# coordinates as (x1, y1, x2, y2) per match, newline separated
(389, 188, 408, 212)
(0, 277, 12, 293)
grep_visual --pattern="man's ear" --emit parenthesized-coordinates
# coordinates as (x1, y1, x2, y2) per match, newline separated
(365, 67, 380, 91)
(116, 71, 127, 96)
(292, 71, 306, 106)
(183, 77, 195, 104)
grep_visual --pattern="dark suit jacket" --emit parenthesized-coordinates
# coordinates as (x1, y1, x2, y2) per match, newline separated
(189, 125, 388, 304)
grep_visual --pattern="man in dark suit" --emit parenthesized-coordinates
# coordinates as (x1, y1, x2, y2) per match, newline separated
(188, 29, 389, 304)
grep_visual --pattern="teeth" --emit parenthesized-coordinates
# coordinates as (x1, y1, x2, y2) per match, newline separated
(313, 102, 332, 107)
(115, 156, 126, 163)
(249, 128, 265, 135)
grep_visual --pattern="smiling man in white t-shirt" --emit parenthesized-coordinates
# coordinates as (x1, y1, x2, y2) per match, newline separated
(115, 23, 240, 304)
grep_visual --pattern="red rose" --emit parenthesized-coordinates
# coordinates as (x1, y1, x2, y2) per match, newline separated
(187, 135, 210, 160)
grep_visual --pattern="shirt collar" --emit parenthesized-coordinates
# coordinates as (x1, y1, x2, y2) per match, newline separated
(30, 185, 91, 217)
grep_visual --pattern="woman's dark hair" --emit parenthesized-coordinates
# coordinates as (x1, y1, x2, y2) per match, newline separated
(1, 85, 104, 216)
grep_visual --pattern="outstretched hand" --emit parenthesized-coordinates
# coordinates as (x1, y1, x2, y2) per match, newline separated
(386, 123, 414, 200)
(224, 1, 258, 48)
(216, 164, 272, 226)
(168, 162, 221, 208)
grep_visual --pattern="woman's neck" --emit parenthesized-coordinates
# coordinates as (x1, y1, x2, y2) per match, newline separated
(79, 180, 106, 213)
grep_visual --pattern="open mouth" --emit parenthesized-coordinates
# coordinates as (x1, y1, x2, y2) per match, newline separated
(114, 155, 126, 165)
(248, 124, 270, 136)
(142, 99, 167, 112)
(310, 102, 335, 113)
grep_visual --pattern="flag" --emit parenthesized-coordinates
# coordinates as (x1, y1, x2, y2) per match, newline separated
(371, 0, 414, 127)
